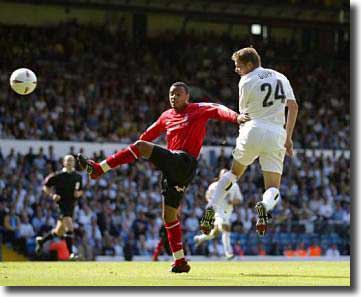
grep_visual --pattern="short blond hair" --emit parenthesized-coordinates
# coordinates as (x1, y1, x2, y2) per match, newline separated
(63, 155, 75, 167)
(64, 155, 75, 162)
(232, 47, 261, 67)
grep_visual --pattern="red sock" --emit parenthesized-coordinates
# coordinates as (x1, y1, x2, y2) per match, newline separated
(106, 144, 140, 168)
(165, 220, 185, 265)
(152, 239, 163, 261)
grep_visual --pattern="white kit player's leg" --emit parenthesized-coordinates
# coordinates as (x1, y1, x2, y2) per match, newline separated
(201, 171, 238, 235)
(194, 233, 215, 246)
(222, 231, 234, 259)
(194, 224, 220, 246)
(262, 187, 280, 212)
(207, 171, 238, 210)
(255, 187, 280, 236)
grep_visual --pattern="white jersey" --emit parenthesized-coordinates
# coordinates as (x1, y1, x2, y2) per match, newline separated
(238, 66, 296, 127)
(206, 181, 243, 216)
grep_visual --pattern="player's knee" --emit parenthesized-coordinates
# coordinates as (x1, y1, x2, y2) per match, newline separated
(54, 229, 64, 237)
(134, 140, 153, 158)
(222, 225, 231, 232)
(263, 171, 281, 189)
(162, 211, 172, 224)
(162, 205, 178, 223)
(231, 161, 247, 178)
(134, 140, 148, 151)
(134, 140, 143, 149)
(63, 219, 73, 231)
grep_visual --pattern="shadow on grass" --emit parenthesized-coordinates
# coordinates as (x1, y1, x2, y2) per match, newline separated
(240, 273, 349, 279)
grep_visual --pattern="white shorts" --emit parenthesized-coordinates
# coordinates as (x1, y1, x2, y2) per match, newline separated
(232, 122, 287, 174)
(214, 212, 231, 229)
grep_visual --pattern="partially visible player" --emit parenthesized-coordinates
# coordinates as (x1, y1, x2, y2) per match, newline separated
(152, 225, 172, 261)
(194, 169, 243, 260)
(77, 81, 249, 273)
(35, 155, 83, 260)
(201, 47, 298, 237)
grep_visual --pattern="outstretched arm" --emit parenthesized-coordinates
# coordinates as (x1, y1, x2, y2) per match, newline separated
(200, 102, 250, 124)
(139, 117, 165, 142)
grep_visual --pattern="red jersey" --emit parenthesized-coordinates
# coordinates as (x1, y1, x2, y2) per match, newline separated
(139, 102, 238, 158)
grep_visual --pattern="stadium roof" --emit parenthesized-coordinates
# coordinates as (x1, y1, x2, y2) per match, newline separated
(5, 0, 349, 28)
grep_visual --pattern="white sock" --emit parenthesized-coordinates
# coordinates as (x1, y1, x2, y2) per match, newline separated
(262, 187, 281, 212)
(222, 231, 233, 257)
(100, 160, 111, 173)
(207, 171, 238, 210)
(173, 249, 184, 261)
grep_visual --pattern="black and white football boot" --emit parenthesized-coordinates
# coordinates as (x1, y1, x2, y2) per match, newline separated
(255, 202, 269, 237)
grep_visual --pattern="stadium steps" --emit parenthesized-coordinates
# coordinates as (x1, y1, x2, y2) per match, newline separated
(1, 244, 28, 261)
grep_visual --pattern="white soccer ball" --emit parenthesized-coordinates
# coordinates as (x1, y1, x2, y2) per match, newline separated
(9, 68, 37, 95)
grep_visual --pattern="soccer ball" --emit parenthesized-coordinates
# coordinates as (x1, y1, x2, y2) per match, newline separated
(9, 68, 37, 95)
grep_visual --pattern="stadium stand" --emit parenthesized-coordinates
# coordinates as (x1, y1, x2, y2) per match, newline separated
(0, 21, 349, 148)
(0, 145, 350, 259)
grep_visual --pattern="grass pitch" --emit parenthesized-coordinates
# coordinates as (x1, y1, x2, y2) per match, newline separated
(0, 261, 350, 286)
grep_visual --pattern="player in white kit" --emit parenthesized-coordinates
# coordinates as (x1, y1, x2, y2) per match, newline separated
(194, 169, 243, 259)
(200, 47, 298, 236)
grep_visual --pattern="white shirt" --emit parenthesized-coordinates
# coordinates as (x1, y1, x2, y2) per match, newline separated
(318, 202, 333, 218)
(325, 248, 340, 258)
(238, 66, 296, 127)
(206, 181, 243, 216)
(19, 223, 35, 238)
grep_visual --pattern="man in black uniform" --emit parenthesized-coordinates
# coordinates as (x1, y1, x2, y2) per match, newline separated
(35, 155, 83, 260)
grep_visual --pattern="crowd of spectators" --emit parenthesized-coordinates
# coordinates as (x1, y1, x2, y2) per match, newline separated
(0, 21, 349, 149)
(0, 146, 350, 260)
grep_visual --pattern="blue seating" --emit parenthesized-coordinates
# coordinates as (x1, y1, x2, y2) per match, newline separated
(329, 233, 342, 244)
(238, 234, 248, 246)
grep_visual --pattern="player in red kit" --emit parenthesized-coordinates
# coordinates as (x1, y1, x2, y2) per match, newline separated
(77, 81, 249, 273)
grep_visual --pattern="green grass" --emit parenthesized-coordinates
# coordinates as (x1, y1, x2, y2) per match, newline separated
(0, 261, 350, 286)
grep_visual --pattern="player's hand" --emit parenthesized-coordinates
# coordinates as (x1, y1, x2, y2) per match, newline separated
(284, 138, 294, 157)
(237, 113, 251, 125)
(52, 194, 61, 202)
